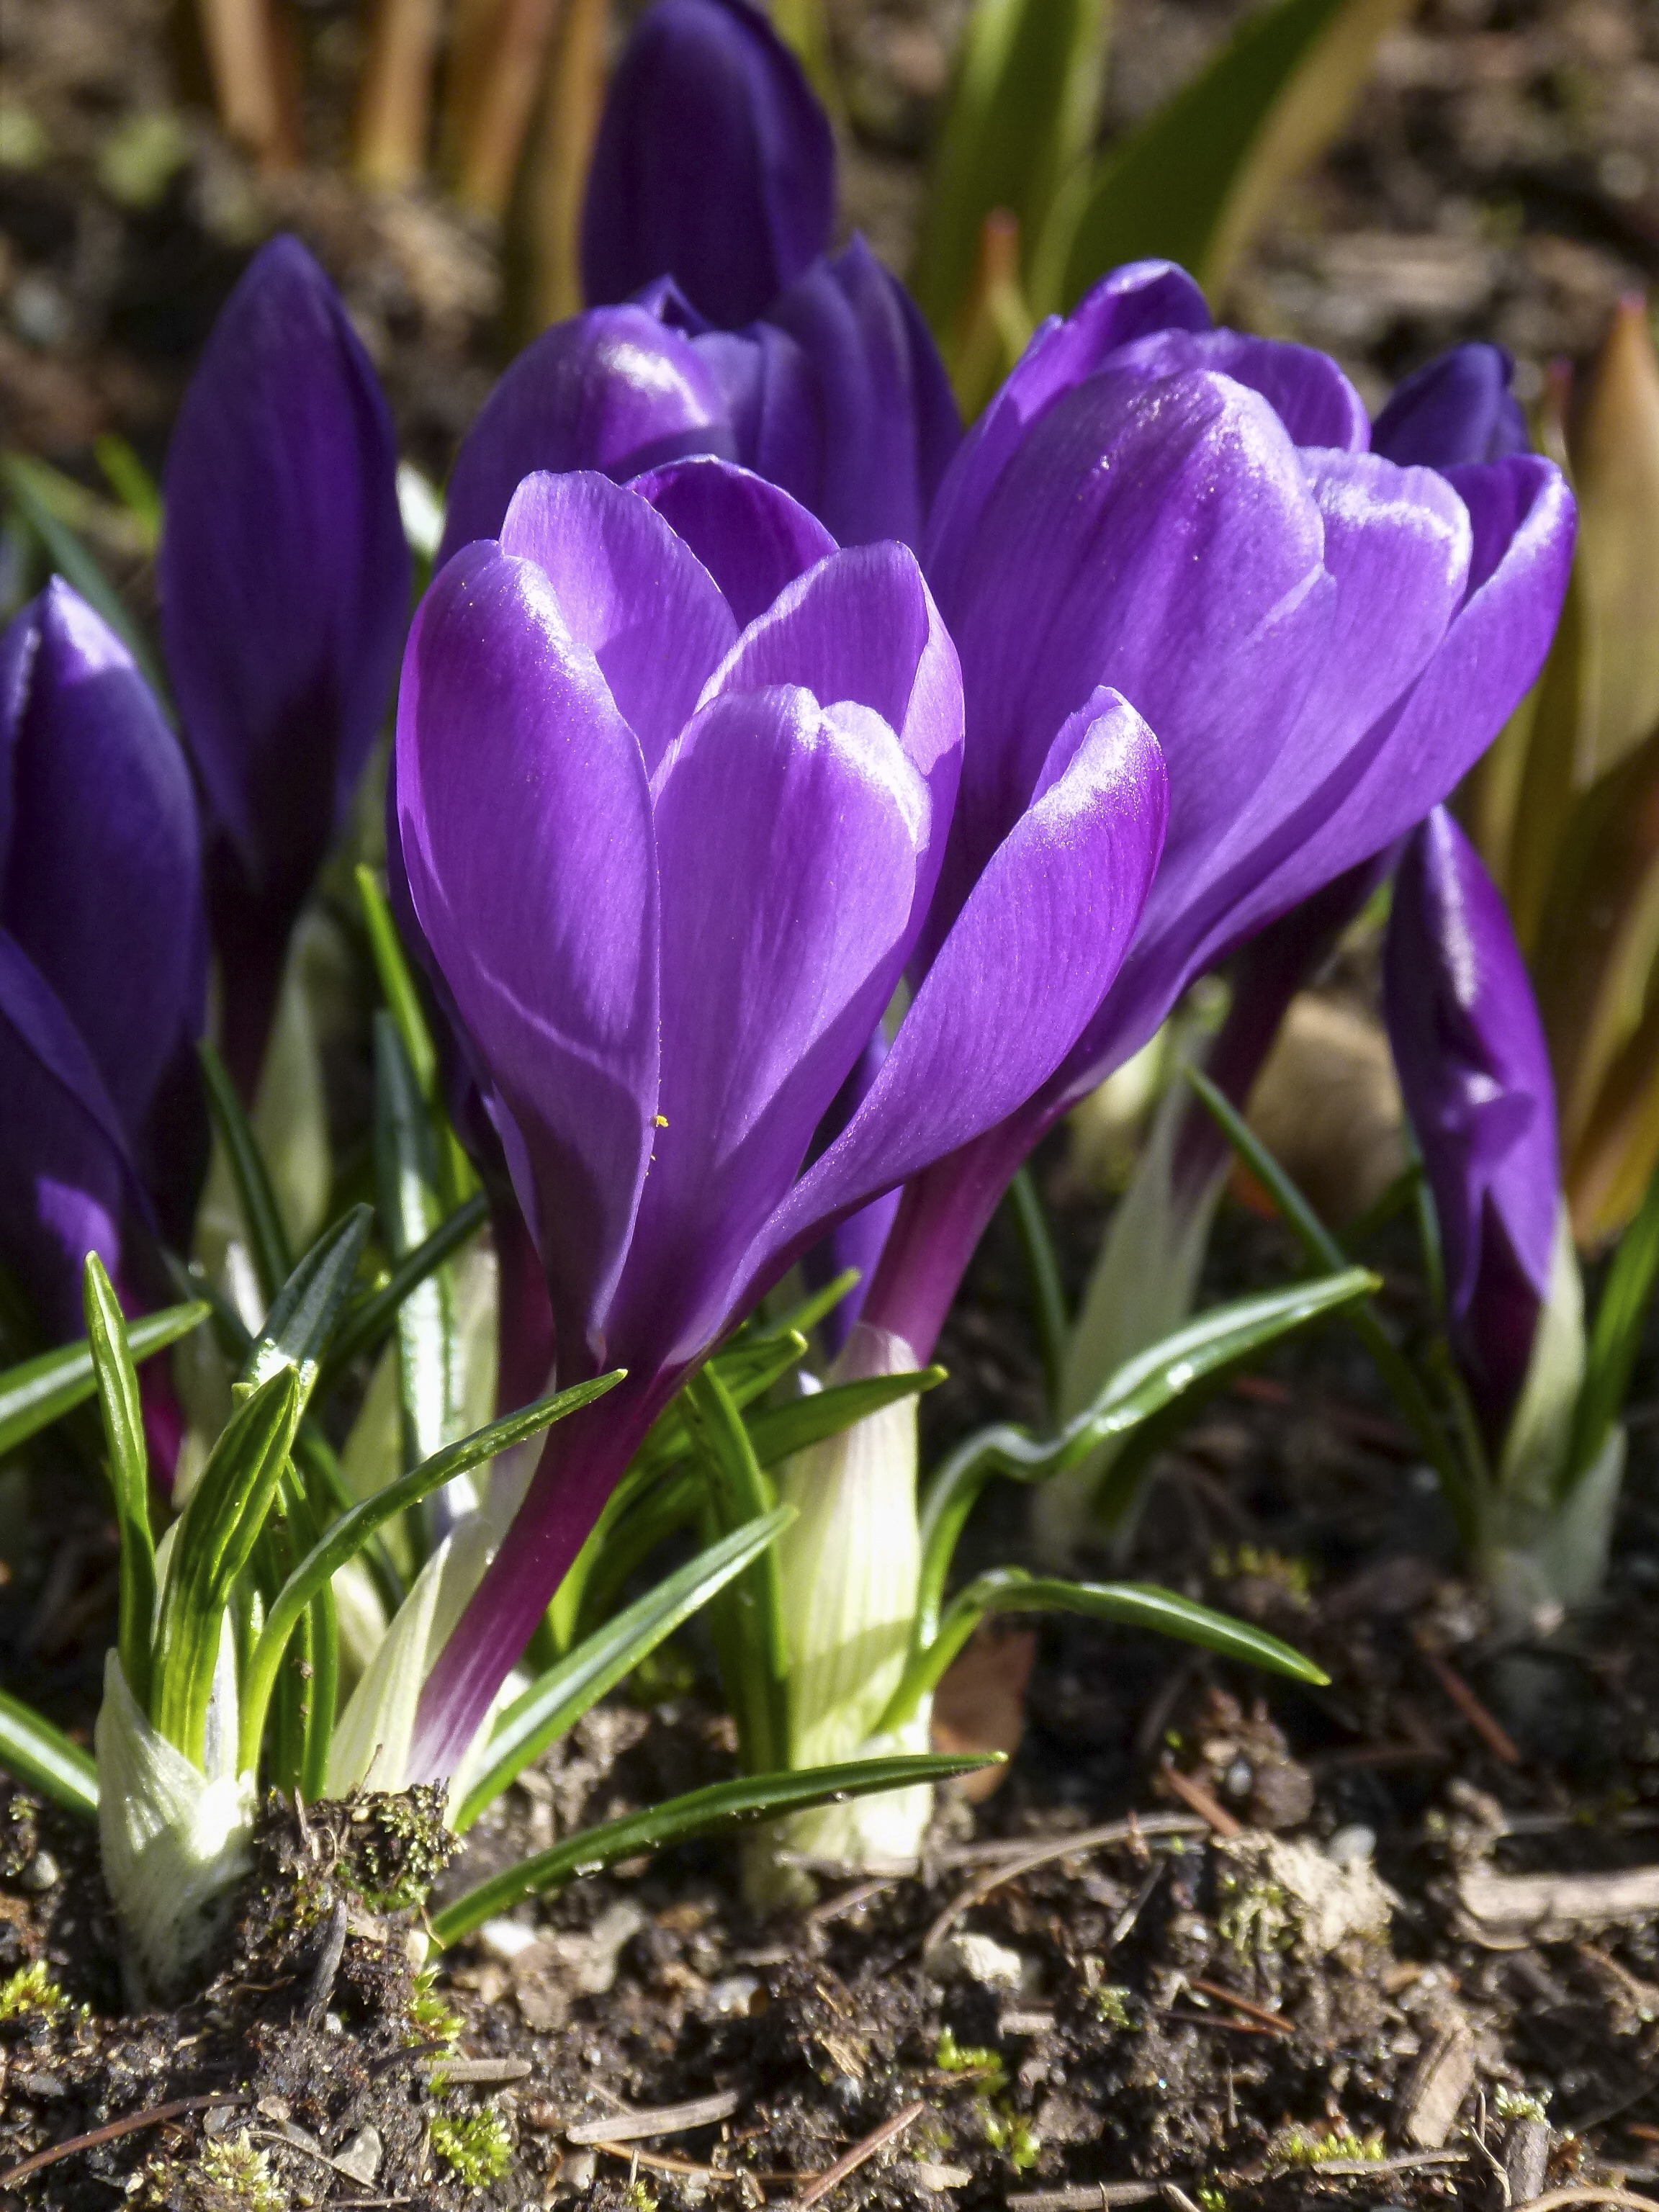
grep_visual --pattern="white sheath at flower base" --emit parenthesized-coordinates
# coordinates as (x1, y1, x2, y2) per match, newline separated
(774, 1323, 933, 1869)
(95, 1645, 257, 2004)
(1036, 1071, 1222, 1566)
(1484, 1211, 1615, 1630)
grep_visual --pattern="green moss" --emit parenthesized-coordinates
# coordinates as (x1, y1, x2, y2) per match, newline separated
(1094, 1984, 1138, 2029)
(984, 2113, 1041, 2172)
(0, 1961, 68, 2018)
(1196, 2185, 1228, 2211)
(1274, 2124, 1385, 2166)
(187, 2131, 288, 2210)
(1209, 1544, 1315, 1599)
(624, 2182, 660, 2212)
(1214, 1863, 1292, 1958)
(1493, 2087, 1549, 2123)
(431, 2106, 513, 2186)
(342, 1786, 459, 1912)
(935, 2027, 1005, 2082)
(410, 1966, 464, 2048)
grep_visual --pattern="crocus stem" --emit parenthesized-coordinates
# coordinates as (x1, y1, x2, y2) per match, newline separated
(194, 0, 300, 168)
(453, 0, 563, 215)
(355, 0, 446, 189)
(409, 1374, 665, 1783)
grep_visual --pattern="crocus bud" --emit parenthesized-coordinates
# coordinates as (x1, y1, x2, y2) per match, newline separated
(0, 580, 205, 1338)
(161, 235, 408, 1095)
(1384, 808, 1564, 1439)
(580, 0, 834, 328)
(1372, 342, 1529, 470)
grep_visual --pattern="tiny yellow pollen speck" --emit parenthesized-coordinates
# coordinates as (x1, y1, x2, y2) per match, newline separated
(653, 1113, 670, 1128)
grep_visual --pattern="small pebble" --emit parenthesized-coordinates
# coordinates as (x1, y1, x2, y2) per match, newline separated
(923, 1930, 1025, 1989)
(703, 1974, 760, 2015)
(557, 2148, 597, 2193)
(479, 1915, 541, 1961)
(21, 1851, 60, 1892)
(19, 2071, 66, 2100)
(1326, 1824, 1376, 1866)
(910, 2163, 973, 2192)
(333, 2123, 382, 2185)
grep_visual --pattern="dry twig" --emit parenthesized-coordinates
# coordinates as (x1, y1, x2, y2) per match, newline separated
(786, 2101, 927, 2209)
(0, 2092, 251, 2188)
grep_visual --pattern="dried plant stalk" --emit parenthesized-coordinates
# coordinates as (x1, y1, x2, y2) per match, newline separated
(195, 0, 300, 167)
(517, 0, 608, 325)
(356, 0, 447, 188)
(454, 0, 565, 217)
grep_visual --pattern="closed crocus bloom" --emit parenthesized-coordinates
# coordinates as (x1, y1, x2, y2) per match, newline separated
(1385, 808, 1562, 1434)
(1372, 342, 1530, 471)
(840, 259, 1575, 1369)
(439, 250, 961, 564)
(395, 460, 1166, 1776)
(0, 582, 205, 1337)
(580, 0, 834, 329)
(161, 234, 409, 1094)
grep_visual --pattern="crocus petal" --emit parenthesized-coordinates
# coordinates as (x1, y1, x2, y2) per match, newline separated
(1372, 343, 1530, 469)
(750, 692, 1166, 1285)
(1102, 328, 1370, 452)
(763, 238, 963, 550)
(611, 684, 929, 1365)
(499, 471, 738, 772)
(1, 582, 204, 1141)
(629, 455, 836, 627)
(439, 307, 734, 564)
(580, 0, 834, 328)
(800, 1030, 901, 1355)
(691, 320, 824, 512)
(0, 934, 138, 1339)
(927, 364, 1334, 961)
(160, 234, 407, 903)
(703, 541, 963, 915)
(1385, 807, 1559, 1417)
(924, 259, 1210, 609)
(395, 544, 660, 1372)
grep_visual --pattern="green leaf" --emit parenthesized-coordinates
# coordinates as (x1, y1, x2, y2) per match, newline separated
(759, 1269, 862, 1346)
(684, 1367, 789, 1774)
(82, 1256, 156, 1712)
(1007, 1164, 1069, 1421)
(916, 1263, 1375, 1642)
(881, 1568, 1327, 1732)
(430, 1753, 993, 1944)
(0, 1689, 98, 1818)
(94, 433, 163, 542)
(914, 0, 1109, 336)
(1184, 1065, 1479, 1545)
(374, 1015, 464, 1481)
(152, 1367, 302, 1763)
(240, 1372, 624, 1768)
(1038, 0, 1411, 310)
(1566, 1146, 1659, 1494)
(0, 452, 168, 701)
(454, 1504, 794, 1830)
(199, 1039, 294, 1304)
(315, 1192, 488, 1398)
(631, 1330, 813, 1484)
(358, 866, 475, 1208)
(0, 1300, 207, 1461)
(745, 1366, 946, 1468)
(242, 1206, 374, 1411)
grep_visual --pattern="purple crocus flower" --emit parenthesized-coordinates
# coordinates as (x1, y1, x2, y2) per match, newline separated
(439, 248, 959, 566)
(395, 462, 1167, 1776)
(581, 0, 834, 331)
(0, 582, 205, 1339)
(1372, 342, 1530, 472)
(831, 261, 1575, 1365)
(1384, 806, 1560, 1434)
(161, 234, 409, 1095)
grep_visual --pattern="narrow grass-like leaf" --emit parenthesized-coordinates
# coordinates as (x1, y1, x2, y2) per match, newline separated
(916, 1264, 1375, 1642)
(566, 1471, 703, 1647)
(94, 433, 163, 542)
(152, 1367, 302, 1763)
(914, 0, 1109, 336)
(1185, 1066, 1478, 1544)
(1039, 0, 1408, 309)
(745, 1367, 946, 1468)
(243, 1205, 374, 1408)
(633, 1331, 812, 1484)
(685, 1366, 788, 1775)
(454, 1504, 793, 1831)
(762, 1269, 862, 1345)
(431, 1754, 994, 1943)
(316, 1192, 487, 1396)
(0, 1300, 207, 1461)
(83, 1256, 156, 1710)
(374, 1015, 460, 1479)
(239, 1371, 625, 1767)
(0, 1689, 99, 1817)
(358, 865, 474, 1208)
(1565, 1148, 1659, 1496)
(1007, 1164, 1069, 1420)
(1, 452, 168, 699)
(881, 1569, 1327, 1732)
(200, 1039, 294, 1304)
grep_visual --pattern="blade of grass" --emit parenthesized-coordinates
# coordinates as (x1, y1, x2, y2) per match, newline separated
(200, 1038, 293, 1304)
(431, 1753, 994, 1943)
(0, 1689, 98, 1817)
(0, 1299, 207, 1460)
(454, 1504, 794, 1830)
(1007, 1164, 1069, 1421)
(1565, 1146, 1659, 1496)
(684, 1366, 789, 1775)
(82, 1257, 156, 1711)
(315, 1191, 487, 1396)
